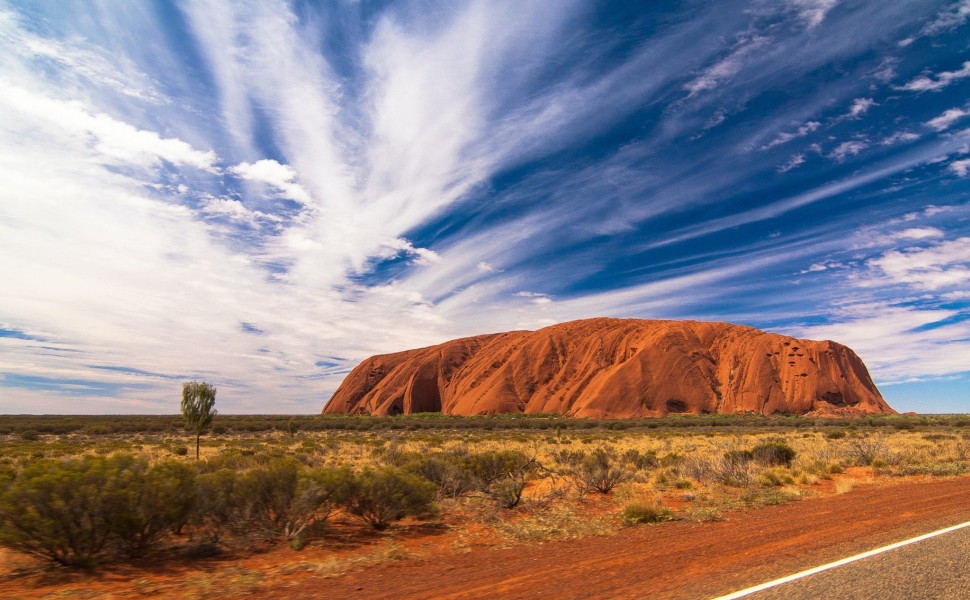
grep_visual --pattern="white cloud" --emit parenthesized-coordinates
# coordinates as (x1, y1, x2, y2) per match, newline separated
(925, 107, 970, 131)
(762, 121, 821, 150)
(788, 0, 841, 29)
(801, 263, 828, 273)
(0, 83, 218, 172)
(872, 58, 898, 82)
(894, 227, 945, 240)
(0, 9, 168, 103)
(867, 237, 970, 291)
(514, 291, 553, 305)
(950, 158, 970, 176)
(229, 159, 313, 206)
(847, 97, 876, 117)
(199, 195, 281, 227)
(880, 131, 920, 145)
(828, 139, 869, 161)
(912, 0, 970, 40)
(897, 61, 970, 92)
(684, 35, 769, 97)
(799, 260, 846, 274)
(778, 153, 806, 173)
(791, 302, 970, 382)
(379, 238, 442, 267)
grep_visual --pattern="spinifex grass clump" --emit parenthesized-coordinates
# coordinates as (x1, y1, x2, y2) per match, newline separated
(620, 501, 674, 524)
(572, 447, 631, 494)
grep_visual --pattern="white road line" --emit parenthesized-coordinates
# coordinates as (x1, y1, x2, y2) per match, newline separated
(711, 519, 970, 600)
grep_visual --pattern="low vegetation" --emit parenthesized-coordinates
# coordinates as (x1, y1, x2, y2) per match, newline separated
(0, 412, 968, 573)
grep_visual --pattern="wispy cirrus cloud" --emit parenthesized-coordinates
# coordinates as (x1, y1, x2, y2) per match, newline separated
(881, 131, 920, 145)
(787, 0, 842, 29)
(778, 153, 806, 173)
(0, 9, 168, 103)
(925, 107, 970, 131)
(899, 0, 970, 46)
(2, 1, 970, 414)
(684, 34, 769, 98)
(828, 139, 869, 161)
(762, 121, 821, 149)
(897, 61, 970, 92)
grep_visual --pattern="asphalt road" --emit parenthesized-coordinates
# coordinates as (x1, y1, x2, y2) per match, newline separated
(742, 525, 970, 600)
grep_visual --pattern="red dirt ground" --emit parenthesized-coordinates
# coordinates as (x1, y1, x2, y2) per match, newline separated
(2, 475, 969, 599)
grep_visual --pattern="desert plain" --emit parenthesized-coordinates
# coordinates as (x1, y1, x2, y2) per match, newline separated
(2, 412, 969, 598)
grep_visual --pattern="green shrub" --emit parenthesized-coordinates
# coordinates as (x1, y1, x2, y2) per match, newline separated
(104, 456, 196, 557)
(173, 446, 189, 456)
(19, 430, 40, 441)
(723, 449, 754, 463)
(464, 450, 530, 483)
(401, 454, 476, 499)
(825, 430, 846, 439)
(345, 468, 436, 529)
(463, 450, 536, 508)
(84, 425, 113, 435)
(0, 456, 115, 566)
(621, 502, 673, 524)
(243, 460, 352, 541)
(623, 448, 658, 470)
(0, 454, 199, 565)
(751, 442, 796, 467)
(193, 468, 241, 540)
(194, 459, 352, 544)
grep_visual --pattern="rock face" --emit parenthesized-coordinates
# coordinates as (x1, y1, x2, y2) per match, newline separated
(323, 318, 894, 418)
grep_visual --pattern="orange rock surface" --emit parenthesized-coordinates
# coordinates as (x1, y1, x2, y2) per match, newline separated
(322, 318, 894, 417)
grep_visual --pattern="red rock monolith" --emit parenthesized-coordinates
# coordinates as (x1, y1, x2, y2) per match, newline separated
(322, 318, 894, 417)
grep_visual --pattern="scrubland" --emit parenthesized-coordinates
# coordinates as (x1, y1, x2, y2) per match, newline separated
(1, 413, 968, 597)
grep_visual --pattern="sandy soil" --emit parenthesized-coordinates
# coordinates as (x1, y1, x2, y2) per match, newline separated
(2, 475, 969, 599)
(276, 475, 970, 599)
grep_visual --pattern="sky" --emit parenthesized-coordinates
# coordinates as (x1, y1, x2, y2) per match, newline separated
(1, 0, 969, 415)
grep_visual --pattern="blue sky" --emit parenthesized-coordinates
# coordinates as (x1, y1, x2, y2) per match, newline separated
(1, 0, 969, 414)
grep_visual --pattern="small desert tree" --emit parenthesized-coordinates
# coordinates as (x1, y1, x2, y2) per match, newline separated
(181, 381, 217, 459)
